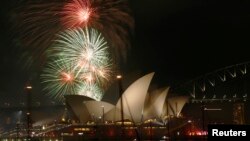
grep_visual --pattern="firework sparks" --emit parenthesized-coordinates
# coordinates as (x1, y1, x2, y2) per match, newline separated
(12, 0, 64, 68)
(78, 84, 104, 101)
(42, 28, 113, 101)
(60, 0, 134, 61)
(41, 57, 106, 101)
(61, 0, 93, 28)
(13, 0, 134, 64)
(47, 28, 113, 84)
(41, 58, 82, 101)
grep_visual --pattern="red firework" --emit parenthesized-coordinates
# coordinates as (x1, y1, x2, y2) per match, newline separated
(61, 0, 94, 28)
(61, 72, 74, 82)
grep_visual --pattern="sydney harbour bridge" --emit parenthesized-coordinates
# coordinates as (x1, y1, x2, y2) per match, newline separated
(173, 61, 249, 102)
(171, 61, 249, 131)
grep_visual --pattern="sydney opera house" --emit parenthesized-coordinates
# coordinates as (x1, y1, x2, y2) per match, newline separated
(0, 72, 192, 140)
(66, 72, 188, 124)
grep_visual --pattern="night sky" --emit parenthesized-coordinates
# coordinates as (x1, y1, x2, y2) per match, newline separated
(1, 0, 250, 104)
(128, 0, 250, 86)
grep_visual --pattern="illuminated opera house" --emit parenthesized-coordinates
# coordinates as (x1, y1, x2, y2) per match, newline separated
(1, 72, 190, 140)
(59, 72, 190, 140)
(66, 72, 188, 124)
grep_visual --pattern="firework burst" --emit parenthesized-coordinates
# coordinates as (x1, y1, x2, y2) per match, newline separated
(42, 28, 113, 101)
(78, 84, 104, 101)
(61, 0, 134, 60)
(48, 28, 113, 85)
(41, 57, 83, 101)
(13, 0, 134, 64)
(41, 57, 107, 101)
(61, 0, 93, 28)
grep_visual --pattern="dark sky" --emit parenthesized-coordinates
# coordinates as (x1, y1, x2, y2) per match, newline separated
(1, 0, 250, 104)
(127, 0, 250, 86)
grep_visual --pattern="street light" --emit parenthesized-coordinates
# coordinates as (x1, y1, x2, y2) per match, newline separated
(26, 86, 32, 89)
(101, 105, 105, 124)
(116, 74, 124, 138)
(116, 75, 122, 79)
(188, 120, 192, 135)
(116, 75, 124, 127)
(25, 84, 32, 140)
(167, 99, 170, 139)
(201, 102, 205, 132)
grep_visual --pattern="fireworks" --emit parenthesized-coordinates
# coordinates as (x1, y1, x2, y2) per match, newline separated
(60, 0, 134, 60)
(78, 84, 104, 101)
(61, 0, 93, 28)
(41, 57, 83, 101)
(13, 0, 64, 64)
(14, 0, 134, 63)
(41, 57, 108, 101)
(48, 28, 113, 85)
(42, 28, 113, 101)
(13, 0, 133, 101)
